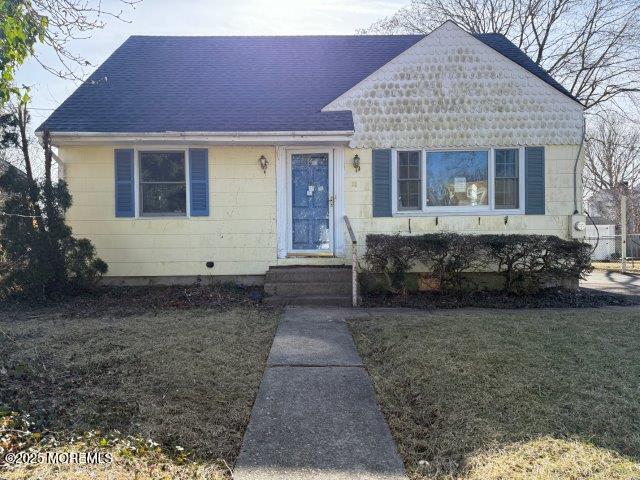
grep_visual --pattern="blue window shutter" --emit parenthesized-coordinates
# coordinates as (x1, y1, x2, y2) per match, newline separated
(189, 148, 209, 216)
(372, 149, 392, 217)
(114, 149, 134, 217)
(525, 147, 545, 214)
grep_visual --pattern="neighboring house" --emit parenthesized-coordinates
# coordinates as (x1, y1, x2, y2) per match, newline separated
(585, 216, 618, 261)
(0, 159, 25, 205)
(37, 21, 586, 289)
(586, 216, 617, 238)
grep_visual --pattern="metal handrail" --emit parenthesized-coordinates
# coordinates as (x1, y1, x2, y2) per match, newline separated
(343, 215, 358, 307)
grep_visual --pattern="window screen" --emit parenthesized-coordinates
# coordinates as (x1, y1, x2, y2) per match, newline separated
(139, 151, 187, 216)
(495, 149, 519, 209)
(397, 151, 421, 210)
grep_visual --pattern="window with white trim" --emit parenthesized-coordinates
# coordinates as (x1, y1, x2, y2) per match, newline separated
(494, 148, 519, 209)
(397, 151, 421, 210)
(392, 148, 524, 215)
(139, 151, 187, 216)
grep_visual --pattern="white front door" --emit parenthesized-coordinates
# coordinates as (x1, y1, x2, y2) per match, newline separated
(286, 149, 334, 255)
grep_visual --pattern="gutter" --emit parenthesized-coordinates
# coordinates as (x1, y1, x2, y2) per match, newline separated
(36, 129, 355, 146)
(36, 130, 354, 137)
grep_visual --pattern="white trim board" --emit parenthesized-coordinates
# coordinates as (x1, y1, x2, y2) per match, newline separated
(276, 146, 288, 258)
(44, 131, 353, 148)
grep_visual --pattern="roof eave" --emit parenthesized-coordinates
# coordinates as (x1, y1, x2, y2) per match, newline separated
(39, 130, 355, 147)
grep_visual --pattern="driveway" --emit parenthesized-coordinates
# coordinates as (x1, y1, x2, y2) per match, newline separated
(581, 269, 640, 297)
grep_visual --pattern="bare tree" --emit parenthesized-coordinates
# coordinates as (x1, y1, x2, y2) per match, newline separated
(0, 1, 140, 177)
(584, 113, 640, 194)
(584, 112, 640, 227)
(361, 0, 640, 111)
(0, 99, 45, 180)
(23, 0, 141, 81)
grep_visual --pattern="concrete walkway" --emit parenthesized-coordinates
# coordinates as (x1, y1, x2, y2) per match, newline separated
(234, 307, 407, 480)
(581, 269, 640, 298)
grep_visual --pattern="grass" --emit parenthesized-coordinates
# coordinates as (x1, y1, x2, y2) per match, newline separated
(592, 261, 640, 273)
(0, 300, 279, 479)
(348, 308, 640, 480)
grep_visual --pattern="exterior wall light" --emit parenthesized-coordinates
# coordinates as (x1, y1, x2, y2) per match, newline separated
(352, 154, 361, 172)
(259, 155, 269, 174)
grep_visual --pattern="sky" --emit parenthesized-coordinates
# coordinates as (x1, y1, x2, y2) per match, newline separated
(16, 0, 407, 129)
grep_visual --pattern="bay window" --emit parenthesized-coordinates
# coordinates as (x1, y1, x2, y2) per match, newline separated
(393, 148, 524, 215)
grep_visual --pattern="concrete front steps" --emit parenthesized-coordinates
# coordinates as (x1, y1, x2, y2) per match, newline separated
(264, 266, 353, 306)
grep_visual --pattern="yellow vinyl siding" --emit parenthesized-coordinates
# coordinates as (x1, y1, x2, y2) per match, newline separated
(62, 146, 277, 277)
(342, 145, 581, 258)
(60, 144, 581, 277)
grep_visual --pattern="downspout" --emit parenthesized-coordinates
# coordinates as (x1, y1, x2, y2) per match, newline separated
(51, 149, 65, 180)
(51, 150, 63, 164)
(38, 135, 65, 179)
(573, 116, 586, 215)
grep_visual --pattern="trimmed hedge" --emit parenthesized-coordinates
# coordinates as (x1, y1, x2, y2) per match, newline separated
(363, 233, 593, 294)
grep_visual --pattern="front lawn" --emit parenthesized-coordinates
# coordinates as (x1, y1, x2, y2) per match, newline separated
(0, 291, 279, 479)
(349, 308, 640, 480)
(592, 261, 640, 274)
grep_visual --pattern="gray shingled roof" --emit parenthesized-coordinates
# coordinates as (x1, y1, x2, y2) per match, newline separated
(39, 33, 579, 134)
(0, 159, 26, 177)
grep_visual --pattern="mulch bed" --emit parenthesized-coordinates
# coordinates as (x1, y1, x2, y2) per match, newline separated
(0, 283, 266, 319)
(362, 287, 640, 309)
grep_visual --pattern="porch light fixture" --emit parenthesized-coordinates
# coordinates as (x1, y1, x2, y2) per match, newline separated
(258, 155, 269, 174)
(352, 154, 361, 172)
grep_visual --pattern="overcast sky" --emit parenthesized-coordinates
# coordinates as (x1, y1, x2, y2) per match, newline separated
(17, 0, 406, 128)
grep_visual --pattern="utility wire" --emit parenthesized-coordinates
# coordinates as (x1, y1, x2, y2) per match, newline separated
(0, 211, 42, 218)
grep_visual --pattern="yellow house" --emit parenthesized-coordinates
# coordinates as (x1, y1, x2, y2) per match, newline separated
(39, 22, 586, 303)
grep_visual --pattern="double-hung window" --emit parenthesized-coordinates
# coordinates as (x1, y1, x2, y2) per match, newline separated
(115, 147, 209, 219)
(397, 151, 422, 210)
(139, 151, 187, 216)
(494, 149, 519, 209)
(393, 148, 523, 214)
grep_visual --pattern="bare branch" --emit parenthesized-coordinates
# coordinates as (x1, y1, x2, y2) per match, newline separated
(23, 0, 141, 82)
(361, 0, 640, 111)
(583, 112, 640, 227)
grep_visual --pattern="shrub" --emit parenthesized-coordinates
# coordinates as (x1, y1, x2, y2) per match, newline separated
(0, 167, 108, 300)
(0, 106, 108, 300)
(362, 234, 421, 292)
(364, 233, 489, 292)
(544, 235, 593, 283)
(415, 233, 489, 291)
(363, 233, 593, 294)
(484, 234, 548, 293)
